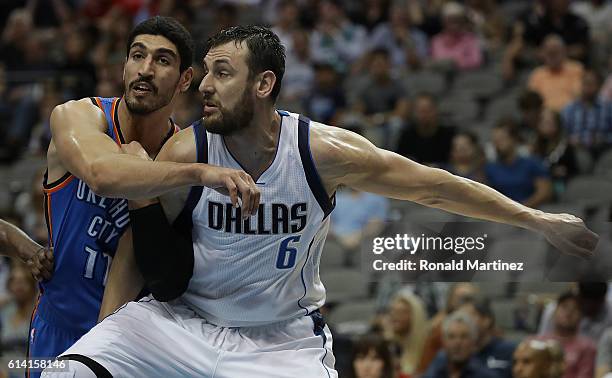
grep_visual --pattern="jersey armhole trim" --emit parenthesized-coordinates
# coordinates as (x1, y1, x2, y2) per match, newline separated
(173, 120, 207, 233)
(43, 170, 75, 193)
(297, 115, 335, 219)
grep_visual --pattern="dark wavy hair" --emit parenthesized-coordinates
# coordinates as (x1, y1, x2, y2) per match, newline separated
(126, 16, 194, 73)
(204, 25, 286, 101)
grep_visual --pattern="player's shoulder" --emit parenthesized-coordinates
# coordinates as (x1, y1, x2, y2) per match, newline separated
(308, 119, 374, 163)
(157, 122, 198, 163)
(50, 97, 107, 133)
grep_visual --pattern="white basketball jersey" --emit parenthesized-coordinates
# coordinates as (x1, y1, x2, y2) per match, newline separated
(178, 111, 335, 327)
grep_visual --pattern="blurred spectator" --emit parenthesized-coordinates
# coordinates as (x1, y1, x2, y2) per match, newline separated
(531, 109, 579, 199)
(346, 0, 390, 32)
(419, 283, 480, 373)
(368, 3, 428, 70)
(0, 8, 33, 70)
(57, 25, 97, 99)
(309, 0, 367, 73)
(570, 0, 612, 69)
(513, 338, 565, 378)
(521, 0, 590, 62)
(351, 49, 410, 134)
(601, 57, 612, 101)
(0, 263, 37, 360)
(517, 90, 545, 142)
(14, 168, 47, 245)
(527, 35, 584, 111)
(383, 291, 429, 377)
(540, 283, 612, 344)
(465, 0, 507, 53)
(430, 2, 483, 71)
(350, 333, 396, 378)
(442, 131, 486, 183)
(597, 328, 612, 378)
(561, 69, 612, 157)
(303, 63, 346, 125)
(330, 186, 388, 251)
(271, 0, 301, 56)
(422, 311, 497, 378)
(459, 298, 517, 378)
(395, 93, 456, 166)
(279, 29, 314, 108)
(539, 292, 597, 378)
(486, 120, 552, 207)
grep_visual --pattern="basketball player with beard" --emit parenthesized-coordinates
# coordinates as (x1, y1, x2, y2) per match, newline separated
(43, 26, 598, 377)
(25, 17, 260, 378)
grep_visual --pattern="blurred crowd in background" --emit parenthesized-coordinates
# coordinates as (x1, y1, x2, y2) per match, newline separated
(0, 0, 612, 377)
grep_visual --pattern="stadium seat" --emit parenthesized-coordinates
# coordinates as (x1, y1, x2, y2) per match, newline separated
(484, 93, 519, 123)
(321, 268, 369, 303)
(327, 300, 378, 328)
(438, 97, 479, 128)
(452, 70, 503, 99)
(490, 299, 517, 330)
(538, 203, 586, 219)
(320, 238, 350, 270)
(403, 70, 447, 97)
(561, 175, 612, 206)
(594, 149, 612, 177)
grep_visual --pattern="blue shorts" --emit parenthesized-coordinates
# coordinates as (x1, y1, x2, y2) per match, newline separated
(27, 295, 86, 378)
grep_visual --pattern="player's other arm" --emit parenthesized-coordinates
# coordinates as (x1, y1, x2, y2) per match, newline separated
(50, 99, 257, 207)
(312, 124, 599, 257)
(98, 228, 143, 321)
(0, 219, 53, 280)
(126, 127, 201, 301)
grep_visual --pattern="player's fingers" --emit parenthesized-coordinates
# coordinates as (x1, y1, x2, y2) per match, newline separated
(225, 176, 239, 209)
(252, 186, 261, 216)
(244, 174, 260, 216)
(235, 178, 252, 218)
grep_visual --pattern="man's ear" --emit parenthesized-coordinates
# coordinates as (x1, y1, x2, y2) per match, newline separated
(180, 67, 194, 92)
(255, 70, 277, 100)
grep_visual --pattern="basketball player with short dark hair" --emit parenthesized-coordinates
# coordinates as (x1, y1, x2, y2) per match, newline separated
(43, 25, 598, 377)
(23, 17, 260, 378)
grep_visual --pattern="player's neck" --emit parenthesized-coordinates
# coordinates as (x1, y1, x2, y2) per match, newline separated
(223, 107, 280, 178)
(118, 99, 174, 157)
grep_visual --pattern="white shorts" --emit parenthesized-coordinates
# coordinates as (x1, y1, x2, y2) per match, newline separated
(49, 296, 337, 378)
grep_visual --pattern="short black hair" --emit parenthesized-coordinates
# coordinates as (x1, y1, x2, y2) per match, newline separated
(578, 282, 608, 300)
(126, 16, 194, 73)
(204, 25, 286, 101)
(518, 90, 543, 111)
(557, 291, 580, 306)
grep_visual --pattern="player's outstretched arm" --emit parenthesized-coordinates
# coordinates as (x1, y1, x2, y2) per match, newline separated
(0, 219, 53, 280)
(50, 99, 259, 206)
(98, 228, 144, 321)
(311, 124, 599, 258)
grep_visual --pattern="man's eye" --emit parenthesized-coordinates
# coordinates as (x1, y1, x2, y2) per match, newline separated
(133, 53, 144, 59)
(159, 57, 170, 65)
(218, 71, 229, 78)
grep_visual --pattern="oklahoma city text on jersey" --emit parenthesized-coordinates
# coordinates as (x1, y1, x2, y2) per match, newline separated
(373, 259, 525, 271)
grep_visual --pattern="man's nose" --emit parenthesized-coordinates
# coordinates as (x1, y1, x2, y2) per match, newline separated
(138, 56, 155, 78)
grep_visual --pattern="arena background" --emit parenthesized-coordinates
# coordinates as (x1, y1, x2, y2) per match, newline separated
(0, 0, 611, 377)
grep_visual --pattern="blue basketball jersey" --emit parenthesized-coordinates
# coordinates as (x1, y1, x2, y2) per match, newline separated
(40, 97, 130, 333)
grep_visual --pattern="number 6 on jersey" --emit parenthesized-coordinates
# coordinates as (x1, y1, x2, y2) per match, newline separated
(276, 235, 301, 269)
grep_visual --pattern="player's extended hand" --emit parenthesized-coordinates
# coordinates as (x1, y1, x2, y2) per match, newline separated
(200, 167, 260, 217)
(26, 247, 54, 281)
(538, 212, 599, 258)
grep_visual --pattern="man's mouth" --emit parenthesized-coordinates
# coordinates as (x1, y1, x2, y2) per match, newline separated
(131, 82, 154, 94)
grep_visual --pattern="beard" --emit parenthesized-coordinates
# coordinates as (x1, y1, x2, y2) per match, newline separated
(204, 88, 254, 136)
(124, 78, 176, 115)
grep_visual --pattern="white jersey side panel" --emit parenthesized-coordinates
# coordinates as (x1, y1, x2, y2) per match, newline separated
(181, 112, 333, 327)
